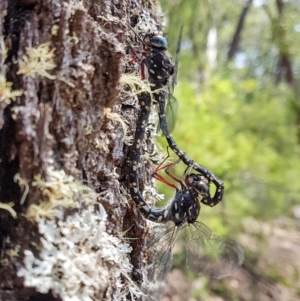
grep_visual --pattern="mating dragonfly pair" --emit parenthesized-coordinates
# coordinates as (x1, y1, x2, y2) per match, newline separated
(126, 17, 244, 300)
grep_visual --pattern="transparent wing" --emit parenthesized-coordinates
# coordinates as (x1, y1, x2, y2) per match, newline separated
(165, 95, 179, 133)
(142, 222, 181, 300)
(156, 93, 178, 134)
(165, 25, 183, 133)
(170, 24, 183, 94)
(185, 221, 244, 279)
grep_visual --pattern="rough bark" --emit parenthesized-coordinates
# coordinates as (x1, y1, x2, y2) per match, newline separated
(0, 0, 163, 300)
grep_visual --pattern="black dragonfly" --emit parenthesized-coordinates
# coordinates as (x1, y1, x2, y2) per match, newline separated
(140, 153, 244, 301)
(128, 20, 224, 208)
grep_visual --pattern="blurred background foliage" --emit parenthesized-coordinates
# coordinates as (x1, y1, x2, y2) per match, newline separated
(154, 0, 300, 300)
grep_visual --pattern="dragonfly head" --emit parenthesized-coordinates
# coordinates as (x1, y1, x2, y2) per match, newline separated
(185, 174, 209, 198)
(144, 32, 168, 50)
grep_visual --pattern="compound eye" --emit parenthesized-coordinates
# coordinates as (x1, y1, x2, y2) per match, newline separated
(149, 35, 168, 49)
(194, 181, 209, 196)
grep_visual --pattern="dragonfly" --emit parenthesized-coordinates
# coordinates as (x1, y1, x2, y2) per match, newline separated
(127, 92, 243, 300)
(140, 154, 244, 301)
(128, 92, 212, 222)
(128, 18, 224, 207)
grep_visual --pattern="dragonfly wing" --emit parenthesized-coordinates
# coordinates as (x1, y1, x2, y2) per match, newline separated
(164, 25, 183, 134)
(142, 222, 181, 300)
(185, 221, 244, 279)
(156, 92, 178, 134)
(170, 25, 183, 94)
(166, 94, 179, 133)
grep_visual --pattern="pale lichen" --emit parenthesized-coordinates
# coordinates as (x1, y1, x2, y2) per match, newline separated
(119, 73, 152, 97)
(0, 74, 23, 104)
(134, 10, 161, 34)
(14, 173, 29, 205)
(17, 42, 56, 79)
(17, 204, 139, 301)
(119, 74, 159, 146)
(93, 133, 110, 154)
(84, 125, 93, 135)
(26, 167, 96, 220)
(143, 186, 165, 204)
(119, 73, 167, 107)
(5, 244, 21, 259)
(66, 34, 79, 45)
(0, 36, 23, 105)
(97, 14, 122, 24)
(93, 137, 103, 149)
(104, 108, 129, 142)
(0, 202, 17, 218)
(16, 166, 139, 300)
(141, 142, 164, 165)
(51, 25, 59, 36)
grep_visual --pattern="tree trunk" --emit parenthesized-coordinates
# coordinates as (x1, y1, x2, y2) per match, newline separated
(227, 0, 252, 61)
(0, 0, 162, 300)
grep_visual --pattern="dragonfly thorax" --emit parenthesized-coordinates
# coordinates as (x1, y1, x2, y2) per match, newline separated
(167, 189, 201, 225)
